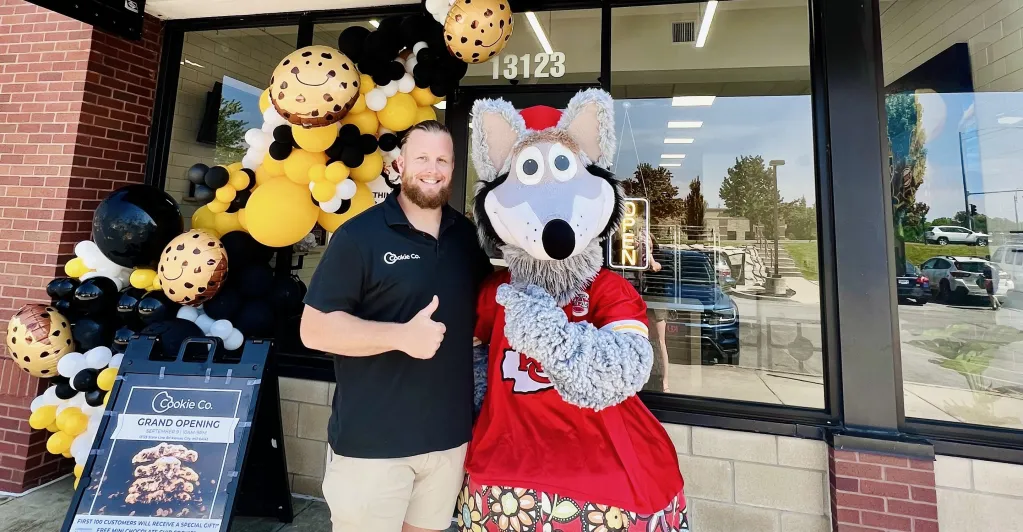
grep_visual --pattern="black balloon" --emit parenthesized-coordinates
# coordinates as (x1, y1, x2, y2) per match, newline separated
(386, 61, 406, 81)
(371, 71, 393, 88)
(358, 134, 379, 154)
(269, 141, 292, 161)
(92, 185, 183, 268)
(113, 325, 136, 348)
(53, 298, 77, 320)
(137, 290, 178, 325)
(400, 14, 431, 49)
(203, 285, 241, 321)
(204, 166, 230, 189)
(47, 277, 79, 300)
(413, 65, 431, 88)
(187, 163, 209, 185)
(241, 168, 257, 191)
(117, 287, 146, 327)
(271, 276, 304, 316)
(238, 264, 273, 299)
(73, 277, 119, 315)
(378, 133, 399, 152)
(273, 125, 293, 143)
(72, 368, 99, 393)
(85, 390, 105, 407)
(141, 318, 204, 359)
(341, 145, 365, 169)
(72, 317, 112, 352)
(337, 26, 371, 62)
(220, 231, 273, 265)
(234, 300, 275, 337)
(54, 381, 77, 400)
(431, 81, 449, 98)
(339, 123, 361, 143)
(194, 184, 215, 203)
(228, 189, 251, 213)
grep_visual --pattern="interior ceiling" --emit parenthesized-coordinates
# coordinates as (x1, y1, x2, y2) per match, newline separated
(145, 0, 417, 20)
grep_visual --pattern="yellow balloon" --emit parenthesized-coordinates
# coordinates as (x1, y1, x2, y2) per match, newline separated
(415, 105, 437, 125)
(283, 149, 328, 185)
(102, 393, 109, 407)
(262, 154, 285, 177)
(292, 123, 339, 153)
(56, 407, 82, 433)
(97, 367, 118, 392)
(207, 200, 230, 214)
(308, 163, 327, 184)
(64, 257, 91, 278)
(191, 205, 217, 231)
(73, 477, 80, 490)
(350, 93, 367, 115)
(324, 161, 350, 184)
(245, 177, 319, 247)
(259, 87, 271, 114)
(63, 413, 88, 437)
(152, 277, 162, 290)
(312, 180, 336, 203)
(46, 421, 59, 433)
(341, 110, 379, 136)
(63, 450, 73, 458)
(377, 92, 418, 132)
(29, 405, 57, 430)
(434, 94, 446, 106)
(359, 74, 375, 95)
(229, 170, 251, 191)
(74, 464, 84, 478)
(216, 186, 237, 203)
(411, 86, 436, 107)
(227, 162, 243, 173)
(318, 183, 375, 232)
(237, 209, 248, 229)
(254, 164, 274, 187)
(130, 269, 157, 290)
(351, 151, 384, 183)
(214, 211, 244, 236)
(46, 431, 72, 455)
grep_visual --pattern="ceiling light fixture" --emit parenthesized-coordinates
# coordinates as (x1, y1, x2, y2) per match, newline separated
(668, 121, 703, 128)
(369, 20, 380, 28)
(525, 12, 554, 55)
(997, 116, 1022, 125)
(664, 138, 695, 144)
(660, 154, 687, 159)
(695, 1, 718, 48)
(659, 163, 682, 167)
(672, 96, 715, 107)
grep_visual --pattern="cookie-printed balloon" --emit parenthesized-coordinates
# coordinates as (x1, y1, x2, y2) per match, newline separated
(270, 45, 362, 127)
(5, 304, 74, 377)
(444, 0, 514, 64)
(158, 230, 228, 306)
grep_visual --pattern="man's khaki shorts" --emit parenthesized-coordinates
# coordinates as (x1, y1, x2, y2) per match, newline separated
(321, 443, 467, 532)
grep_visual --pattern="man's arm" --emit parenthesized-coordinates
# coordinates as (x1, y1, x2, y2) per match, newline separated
(300, 298, 444, 358)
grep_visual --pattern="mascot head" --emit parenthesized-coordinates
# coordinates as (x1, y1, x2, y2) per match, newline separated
(471, 89, 622, 264)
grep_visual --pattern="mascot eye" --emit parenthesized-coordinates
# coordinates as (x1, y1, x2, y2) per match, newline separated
(547, 143, 577, 182)
(515, 146, 545, 185)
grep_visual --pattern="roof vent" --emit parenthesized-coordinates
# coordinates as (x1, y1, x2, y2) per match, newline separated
(672, 20, 697, 44)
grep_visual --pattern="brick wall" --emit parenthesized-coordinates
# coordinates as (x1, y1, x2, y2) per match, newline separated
(0, 0, 162, 493)
(829, 449, 939, 532)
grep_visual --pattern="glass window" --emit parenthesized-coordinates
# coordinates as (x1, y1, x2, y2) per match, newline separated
(610, 1, 823, 408)
(882, 0, 1023, 429)
(461, 9, 600, 86)
(993, 248, 1005, 262)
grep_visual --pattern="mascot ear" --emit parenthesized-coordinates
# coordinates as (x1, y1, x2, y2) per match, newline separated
(558, 89, 616, 168)
(471, 98, 526, 180)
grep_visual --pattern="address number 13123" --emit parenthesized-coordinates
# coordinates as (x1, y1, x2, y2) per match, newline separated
(492, 52, 566, 80)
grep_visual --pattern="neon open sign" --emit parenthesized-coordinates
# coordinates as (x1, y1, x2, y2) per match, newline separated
(609, 198, 649, 270)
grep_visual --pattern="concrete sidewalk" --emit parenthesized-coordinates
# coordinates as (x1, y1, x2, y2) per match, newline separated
(0, 477, 459, 532)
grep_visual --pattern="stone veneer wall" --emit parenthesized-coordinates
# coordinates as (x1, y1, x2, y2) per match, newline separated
(277, 377, 832, 532)
(934, 454, 1023, 530)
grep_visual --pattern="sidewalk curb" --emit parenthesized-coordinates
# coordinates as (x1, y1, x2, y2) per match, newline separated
(729, 288, 798, 301)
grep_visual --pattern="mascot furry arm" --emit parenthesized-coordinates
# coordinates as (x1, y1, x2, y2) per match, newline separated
(471, 88, 654, 411)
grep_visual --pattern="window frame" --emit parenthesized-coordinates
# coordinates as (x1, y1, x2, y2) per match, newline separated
(141, 0, 1023, 463)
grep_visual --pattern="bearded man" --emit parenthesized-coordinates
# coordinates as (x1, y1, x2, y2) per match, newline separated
(301, 120, 493, 532)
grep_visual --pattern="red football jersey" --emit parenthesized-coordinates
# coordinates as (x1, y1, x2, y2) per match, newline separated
(467, 269, 684, 513)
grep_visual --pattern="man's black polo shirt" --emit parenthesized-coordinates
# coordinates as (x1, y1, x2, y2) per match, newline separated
(303, 191, 493, 459)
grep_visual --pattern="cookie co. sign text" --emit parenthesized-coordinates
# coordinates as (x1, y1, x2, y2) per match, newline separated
(492, 52, 566, 80)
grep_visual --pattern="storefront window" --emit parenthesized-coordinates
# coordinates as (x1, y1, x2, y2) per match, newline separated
(461, 9, 600, 86)
(881, 1, 1023, 428)
(610, 1, 823, 407)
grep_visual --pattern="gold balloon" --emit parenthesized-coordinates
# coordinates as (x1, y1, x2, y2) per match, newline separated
(411, 87, 436, 107)
(63, 412, 88, 437)
(415, 105, 437, 124)
(341, 110, 379, 136)
(359, 74, 375, 95)
(215, 185, 237, 203)
(214, 211, 244, 236)
(324, 161, 350, 184)
(229, 170, 251, 191)
(312, 181, 337, 203)
(350, 151, 384, 183)
(292, 123, 340, 153)
(46, 421, 59, 433)
(207, 200, 230, 214)
(283, 149, 328, 186)
(56, 407, 82, 433)
(259, 87, 271, 114)
(29, 405, 57, 430)
(47, 431, 72, 455)
(74, 464, 84, 478)
(377, 93, 418, 132)
(318, 183, 375, 232)
(245, 177, 319, 247)
(350, 93, 367, 114)
(238, 209, 248, 229)
(261, 154, 285, 177)
(97, 367, 118, 392)
(130, 269, 158, 290)
(64, 257, 91, 278)
(227, 162, 243, 173)
(191, 205, 218, 233)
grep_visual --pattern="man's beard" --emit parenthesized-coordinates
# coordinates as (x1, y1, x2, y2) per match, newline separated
(402, 173, 452, 209)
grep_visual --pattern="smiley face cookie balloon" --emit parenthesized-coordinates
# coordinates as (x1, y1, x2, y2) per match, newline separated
(158, 230, 228, 306)
(445, 0, 514, 64)
(270, 45, 362, 127)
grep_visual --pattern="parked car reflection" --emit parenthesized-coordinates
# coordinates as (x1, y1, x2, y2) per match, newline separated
(897, 261, 929, 305)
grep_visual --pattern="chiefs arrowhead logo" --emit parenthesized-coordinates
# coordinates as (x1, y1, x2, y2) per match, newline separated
(501, 350, 554, 393)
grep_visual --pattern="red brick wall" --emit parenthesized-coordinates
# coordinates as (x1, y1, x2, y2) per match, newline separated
(830, 448, 940, 532)
(0, 0, 162, 493)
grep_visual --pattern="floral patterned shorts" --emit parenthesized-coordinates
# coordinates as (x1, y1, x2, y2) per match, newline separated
(455, 475, 689, 532)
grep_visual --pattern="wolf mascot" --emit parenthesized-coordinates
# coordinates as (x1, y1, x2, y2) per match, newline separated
(458, 89, 688, 532)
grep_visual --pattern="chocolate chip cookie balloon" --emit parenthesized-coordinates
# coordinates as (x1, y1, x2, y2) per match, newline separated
(158, 230, 228, 306)
(5, 304, 74, 377)
(270, 45, 362, 127)
(444, 0, 514, 64)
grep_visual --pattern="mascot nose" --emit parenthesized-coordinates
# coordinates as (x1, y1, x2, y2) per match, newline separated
(541, 219, 575, 260)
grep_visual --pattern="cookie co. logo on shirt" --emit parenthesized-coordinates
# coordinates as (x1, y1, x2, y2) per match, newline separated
(501, 350, 554, 393)
(384, 252, 421, 265)
(152, 391, 214, 414)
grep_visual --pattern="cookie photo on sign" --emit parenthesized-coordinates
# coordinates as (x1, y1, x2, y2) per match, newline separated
(270, 45, 361, 127)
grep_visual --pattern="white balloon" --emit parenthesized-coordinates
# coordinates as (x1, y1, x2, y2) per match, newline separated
(320, 196, 344, 214)
(224, 330, 244, 351)
(210, 320, 233, 339)
(405, 56, 418, 74)
(43, 386, 59, 405)
(242, 151, 263, 171)
(84, 347, 112, 370)
(30, 394, 47, 413)
(366, 89, 388, 112)
(337, 179, 357, 200)
(382, 81, 399, 97)
(263, 106, 288, 128)
(195, 314, 215, 335)
(87, 417, 101, 435)
(398, 73, 416, 94)
(108, 353, 124, 370)
(55, 401, 70, 416)
(176, 307, 200, 322)
(389, 147, 401, 160)
(244, 128, 265, 147)
(70, 393, 86, 408)
(413, 41, 430, 55)
(58, 352, 86, 379)
(378, 126, 394, 136)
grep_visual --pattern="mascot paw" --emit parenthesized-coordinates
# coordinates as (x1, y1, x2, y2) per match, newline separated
(497, 283, 568, 360)
(496, 283, 557, 309)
